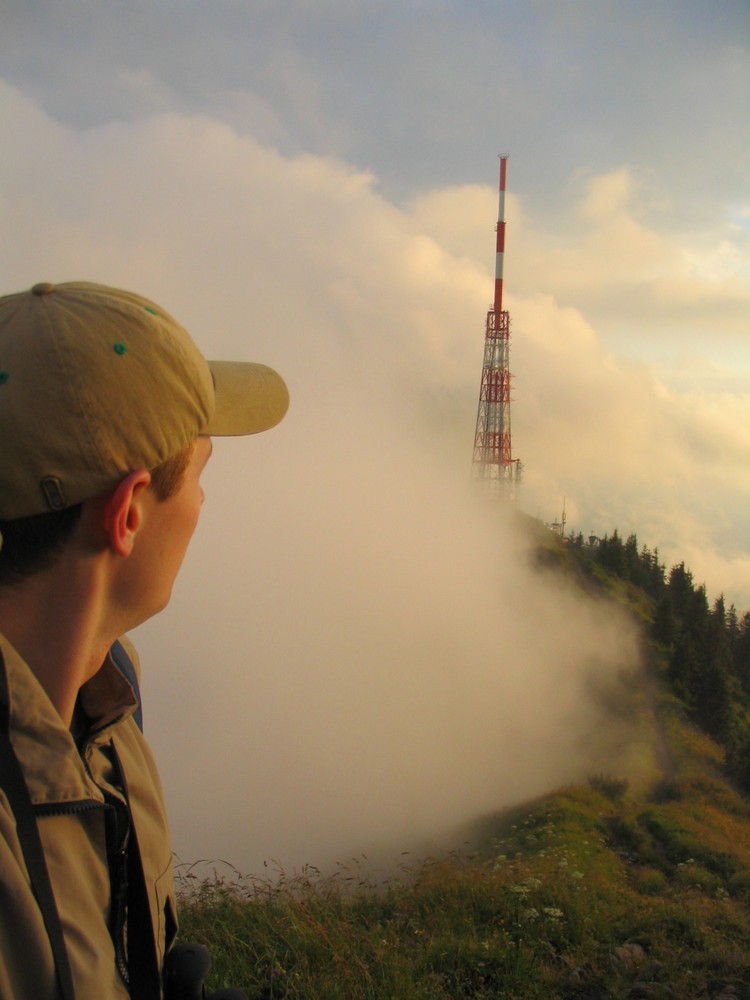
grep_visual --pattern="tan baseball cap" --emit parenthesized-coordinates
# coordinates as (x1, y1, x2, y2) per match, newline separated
(0, 281, 289, 520)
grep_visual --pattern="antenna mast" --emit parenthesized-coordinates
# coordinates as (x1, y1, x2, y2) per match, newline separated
(471, 155, 522, 501)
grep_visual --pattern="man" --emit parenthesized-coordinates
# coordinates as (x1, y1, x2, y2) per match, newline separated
(0, 282, 289, 999)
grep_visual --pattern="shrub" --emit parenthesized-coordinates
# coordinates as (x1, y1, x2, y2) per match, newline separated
(588, 774, 629, 803)
(631, 867, 668, 896)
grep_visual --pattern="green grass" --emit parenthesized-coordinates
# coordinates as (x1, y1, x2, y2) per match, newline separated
(177, 765, 750, 998)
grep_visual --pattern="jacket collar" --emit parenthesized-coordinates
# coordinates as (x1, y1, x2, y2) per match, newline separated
(0, 634, 138, 807)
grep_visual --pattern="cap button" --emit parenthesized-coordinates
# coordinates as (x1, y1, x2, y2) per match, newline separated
(32, 282, 56, 296)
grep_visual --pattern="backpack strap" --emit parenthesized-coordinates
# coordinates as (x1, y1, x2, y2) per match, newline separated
(0, 651, 77, 1000)
(110, 639, 143, 733)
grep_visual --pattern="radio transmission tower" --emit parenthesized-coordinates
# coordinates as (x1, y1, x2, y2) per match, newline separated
(471, 155, 522, 502)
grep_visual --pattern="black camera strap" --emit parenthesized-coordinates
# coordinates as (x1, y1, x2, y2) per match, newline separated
(0, 652, 76, 1000)
(108, 643, 163, 997)
(110, 739, 162, 1000)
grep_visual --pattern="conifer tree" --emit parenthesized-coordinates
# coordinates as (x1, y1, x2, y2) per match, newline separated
(692, 596, 733, 740)
(736, 612, 750, 697)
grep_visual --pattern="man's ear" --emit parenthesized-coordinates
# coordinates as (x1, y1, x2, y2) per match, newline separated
(103, 470, 152, 557)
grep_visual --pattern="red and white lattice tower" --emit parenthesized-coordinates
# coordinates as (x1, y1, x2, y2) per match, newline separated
(471, 155, 522, 502)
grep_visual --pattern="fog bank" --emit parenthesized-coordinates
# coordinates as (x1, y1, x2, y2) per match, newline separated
(135, 388, 641, 874)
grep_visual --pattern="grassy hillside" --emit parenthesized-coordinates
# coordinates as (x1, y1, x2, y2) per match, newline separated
(177, 531, 750, 999)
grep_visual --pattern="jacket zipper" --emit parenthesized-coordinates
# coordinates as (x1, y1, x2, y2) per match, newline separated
(34, 799, 106, 818)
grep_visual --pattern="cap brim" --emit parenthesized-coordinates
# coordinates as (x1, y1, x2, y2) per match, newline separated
(206, 361, 289, 436)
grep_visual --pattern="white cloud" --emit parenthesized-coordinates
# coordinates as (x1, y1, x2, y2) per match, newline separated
(505, 167, 750, 358)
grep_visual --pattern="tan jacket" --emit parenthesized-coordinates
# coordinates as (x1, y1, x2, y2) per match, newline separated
(0, 635, 177, 1000)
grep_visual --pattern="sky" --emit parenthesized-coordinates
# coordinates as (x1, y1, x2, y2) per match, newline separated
(1, 0, 748, 873)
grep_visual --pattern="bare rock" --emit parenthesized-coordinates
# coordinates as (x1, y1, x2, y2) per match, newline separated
(613, 942, 647, 968)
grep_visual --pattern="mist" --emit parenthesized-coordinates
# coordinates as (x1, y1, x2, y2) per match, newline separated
(133, 365, 641, 875)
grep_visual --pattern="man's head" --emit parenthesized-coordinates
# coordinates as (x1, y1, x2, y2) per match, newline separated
(0, 281, 289, 587)
(0, 442, 197, 586)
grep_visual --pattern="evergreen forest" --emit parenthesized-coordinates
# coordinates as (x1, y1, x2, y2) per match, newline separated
(568, 528, 750, 789)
